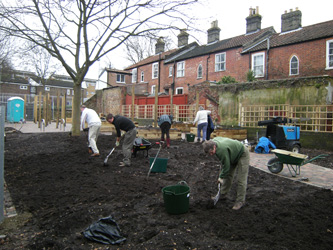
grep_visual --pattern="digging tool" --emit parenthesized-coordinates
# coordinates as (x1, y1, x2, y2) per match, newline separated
(103, 135, 125, 166)
(212, 183, 221, 205)
(147, 141, 163, 178)
(212, 165, 222, 206)
(103, 147, 116, 166)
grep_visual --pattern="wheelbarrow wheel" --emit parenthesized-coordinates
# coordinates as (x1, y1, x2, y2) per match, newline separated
(267, 158, 283, 174)
(290, 144, 300, 154)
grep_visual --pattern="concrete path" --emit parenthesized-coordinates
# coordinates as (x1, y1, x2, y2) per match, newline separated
(250, 152, 333, 191)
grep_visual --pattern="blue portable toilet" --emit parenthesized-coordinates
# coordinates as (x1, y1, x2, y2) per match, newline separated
(7, 97, 25, 122)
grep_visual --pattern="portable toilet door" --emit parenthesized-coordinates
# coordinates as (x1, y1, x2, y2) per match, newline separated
(7, 97, 25, 122)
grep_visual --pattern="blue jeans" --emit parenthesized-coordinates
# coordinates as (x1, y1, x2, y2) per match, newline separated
(197, 122, 208, 141)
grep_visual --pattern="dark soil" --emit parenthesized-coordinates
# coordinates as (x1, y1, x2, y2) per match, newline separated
(1, 131, 333, 250)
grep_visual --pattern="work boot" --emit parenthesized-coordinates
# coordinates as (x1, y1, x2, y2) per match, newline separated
(90, 153, 100, 157)
(232, 201, 245, 210)
(166, 138, 171, 148)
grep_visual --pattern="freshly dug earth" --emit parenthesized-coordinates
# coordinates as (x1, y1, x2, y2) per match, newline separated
(1, 131, 333, 250)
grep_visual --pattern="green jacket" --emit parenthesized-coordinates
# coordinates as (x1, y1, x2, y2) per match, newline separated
(212, 137, 244, 178)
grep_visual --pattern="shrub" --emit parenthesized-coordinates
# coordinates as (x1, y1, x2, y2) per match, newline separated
(246, 70, 256, 82)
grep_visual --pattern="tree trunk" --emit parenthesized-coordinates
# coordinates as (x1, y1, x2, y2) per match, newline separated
(71, 83, 82, 136)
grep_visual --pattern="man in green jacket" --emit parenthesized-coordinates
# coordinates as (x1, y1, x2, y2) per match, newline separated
(202, 137, 250, 210)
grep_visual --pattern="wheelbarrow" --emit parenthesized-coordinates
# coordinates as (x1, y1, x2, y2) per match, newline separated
(267, 149, 328, 177)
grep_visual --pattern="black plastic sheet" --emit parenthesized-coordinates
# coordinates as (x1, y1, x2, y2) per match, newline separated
(83, 216, 126, 245)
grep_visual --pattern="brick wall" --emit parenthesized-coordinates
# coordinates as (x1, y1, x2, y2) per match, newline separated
(269, 38, 333, 79)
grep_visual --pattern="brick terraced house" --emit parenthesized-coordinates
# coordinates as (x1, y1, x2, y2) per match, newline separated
(108, 7, 333, 96)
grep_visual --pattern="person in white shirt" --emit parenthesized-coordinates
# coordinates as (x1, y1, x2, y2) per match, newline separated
(193, 106, 211, 143)
(80, 105, 102, 157)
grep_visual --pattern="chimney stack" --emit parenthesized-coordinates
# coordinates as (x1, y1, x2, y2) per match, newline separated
(155, 37, 165, 54)
(207, 20, 221, 44)
(281, 8, 302, 33)
(246, 6, 262, 34)
(177, 29, 189, 47)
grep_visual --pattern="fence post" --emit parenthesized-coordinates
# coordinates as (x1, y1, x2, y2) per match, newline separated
(0, 106, 5, 223)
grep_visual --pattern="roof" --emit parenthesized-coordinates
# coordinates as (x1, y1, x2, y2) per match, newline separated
(125, 42, 199, 70)
(172, 27, 276, 62)
(106, 68, 132, 75)
(243, 19, 333, 52)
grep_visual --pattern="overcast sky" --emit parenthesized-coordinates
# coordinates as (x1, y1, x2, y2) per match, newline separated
(90, 0, 333, 80)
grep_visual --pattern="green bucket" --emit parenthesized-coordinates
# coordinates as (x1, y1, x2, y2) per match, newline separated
(162, 181, 190, 214)
(186, 133, 195, 142)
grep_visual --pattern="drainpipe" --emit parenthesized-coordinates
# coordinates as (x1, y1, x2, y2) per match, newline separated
(266, 38, 270, 80)
(206, 54, 210, 81)
(158, 54, 161, 92)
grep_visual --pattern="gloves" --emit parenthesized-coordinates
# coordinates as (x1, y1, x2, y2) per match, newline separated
(218, 178, 223, 185)
(115, 141, 120, 147)
(83, 128, 89, 132)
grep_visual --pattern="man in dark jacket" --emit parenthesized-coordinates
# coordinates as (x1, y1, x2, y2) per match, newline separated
(106, 114, 136, 167)
(203, 137, 250, 210)
(206, 114, 214, 140)
(157, 114, 173, 148)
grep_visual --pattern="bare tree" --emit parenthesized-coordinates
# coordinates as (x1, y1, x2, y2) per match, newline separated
(0, 0, 199, 135)
(124, 34, 174, 65)
(21, 41, 63, 90)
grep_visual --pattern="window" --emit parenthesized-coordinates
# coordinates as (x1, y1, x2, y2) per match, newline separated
(151, 85, 156, 94)
(45, 86, 50, 91)
(252, 52, 265, 77)
(215, 53, 226, 72)
(177, 61, 185, 77)
(169, 66, 173, 77)
(67, 89, 71, 95)
(20, 85, 28, 90)
(132, 68, 137, 83)
(116, 74, 125, 83)
(197, 64, 203, 78)
(326, 39, 333, 69)
(290, 55, 299, 75)
(175, 87, 183, 95)
(152, 63, 158, 79)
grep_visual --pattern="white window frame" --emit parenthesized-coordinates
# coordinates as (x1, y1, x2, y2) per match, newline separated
(132, 68, 137, 83)
(45, 86, 50, 91)
(152, 63, 158, 79)
(289, 55, 299, 76)
(20, 85, 28, 90)
(67, 89, 71, 95)
(116, 74, 125, 83)
(326, 39, 333, 70)
(141, 71, 144, 82)
(176, 61, 185, 77)
(197, 64, 203, 79)
(151, 85, 156, 94)
(215, 53, 226, 72)
(252, 52, 265, 78)
(169, 66, 173, 77)
(175, 87, 183, 95)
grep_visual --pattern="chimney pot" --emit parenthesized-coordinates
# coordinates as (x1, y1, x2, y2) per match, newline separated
(207, 20, 221, 44)
(177, 29, 189, 47)
(246, 6, 262, 34)
(281, 8, 302, 32)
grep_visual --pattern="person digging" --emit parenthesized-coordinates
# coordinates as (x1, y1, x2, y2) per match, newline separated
(106, 114, 137, 167)
(157, 114, 173, 148)
(202, 138, 250, 210)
